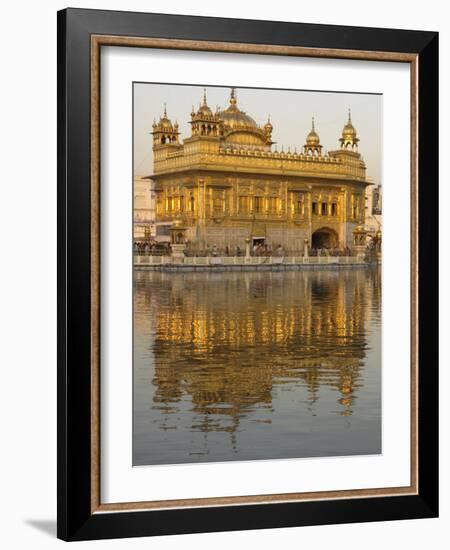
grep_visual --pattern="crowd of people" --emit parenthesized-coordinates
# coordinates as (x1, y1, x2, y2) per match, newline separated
(134, 241, 171, 256)
(134, 240, 357, 258)
(309, 246, 353, 257)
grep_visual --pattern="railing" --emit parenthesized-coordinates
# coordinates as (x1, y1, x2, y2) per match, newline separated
(154, 147, 366, 181)
(134, 255, 366, 266)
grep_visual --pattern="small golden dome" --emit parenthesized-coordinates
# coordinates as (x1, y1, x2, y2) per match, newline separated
(197, 104, 212, 116)
(264, 115, 273, 133)
(159, 119, 172, 129)
(342, 109, 357, 139)
(339, 109, 359, 150)
(342, 124, 356, 139)
(195, 89, 213, 117)
(306, 117, 320, 145)
(306, 131, 320, 145)
(158, 104, 173, 129)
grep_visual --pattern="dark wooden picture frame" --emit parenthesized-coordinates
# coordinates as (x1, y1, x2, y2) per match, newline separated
(57, 8, 438, 541)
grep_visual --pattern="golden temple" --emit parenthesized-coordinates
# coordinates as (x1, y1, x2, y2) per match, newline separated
(149, 88, 370, 252)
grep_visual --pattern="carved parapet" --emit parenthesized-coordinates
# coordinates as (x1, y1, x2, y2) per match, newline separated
(154, 146, 366, 180)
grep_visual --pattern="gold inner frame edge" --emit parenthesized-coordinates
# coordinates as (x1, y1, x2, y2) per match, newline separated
(90, 34, 419, 514)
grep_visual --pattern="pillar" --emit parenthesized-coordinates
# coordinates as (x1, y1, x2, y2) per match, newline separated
(303, 238, 309, 257)
(245, 238, 251, 258)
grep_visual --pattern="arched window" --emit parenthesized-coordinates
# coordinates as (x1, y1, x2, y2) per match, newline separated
(254, 196, 264, 214)
(270, 197, 279, 214)
(239, 196, 249, 213)
(294, 193, 304, 215)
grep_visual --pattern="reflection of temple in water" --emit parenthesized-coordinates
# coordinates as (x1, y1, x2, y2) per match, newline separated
(134, 269, 381, 437)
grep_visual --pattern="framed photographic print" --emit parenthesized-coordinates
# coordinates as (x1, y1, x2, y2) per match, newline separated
(57, 8, 438, 541)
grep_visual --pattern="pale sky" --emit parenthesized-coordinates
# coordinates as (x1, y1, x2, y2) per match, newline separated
(134, 83, 382, 183)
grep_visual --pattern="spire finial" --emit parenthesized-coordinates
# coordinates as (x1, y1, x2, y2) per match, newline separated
(163, 103, 167, 117)
(312, 116, 315, 130)
(348, 108, 352, 123)
(203, 88, 207, 106)
(230, 87, 237, 106)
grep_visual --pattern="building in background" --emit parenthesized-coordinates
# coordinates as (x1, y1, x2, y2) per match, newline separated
(148, 88, 373, 253)
(365, 179, 382, 237)
(133, 176, 155, 241)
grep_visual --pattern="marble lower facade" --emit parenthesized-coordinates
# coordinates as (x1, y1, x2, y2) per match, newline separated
(174, 219, 359, 253)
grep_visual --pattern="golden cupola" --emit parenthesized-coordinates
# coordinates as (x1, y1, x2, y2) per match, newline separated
(264, 115, 274, 143)
(197, 89, 213, 116)
(218, 88, 272, 151)
(303, 117, 323, 156)
(189, 88, 222, 137)
(340, 109, 359, 151)
(151, 104, 180, 146)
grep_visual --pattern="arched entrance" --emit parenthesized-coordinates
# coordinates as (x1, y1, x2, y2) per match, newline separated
(311, 227, 339, 249)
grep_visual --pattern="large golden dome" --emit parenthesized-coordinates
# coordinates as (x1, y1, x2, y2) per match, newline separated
(218, 88, 258, 130)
